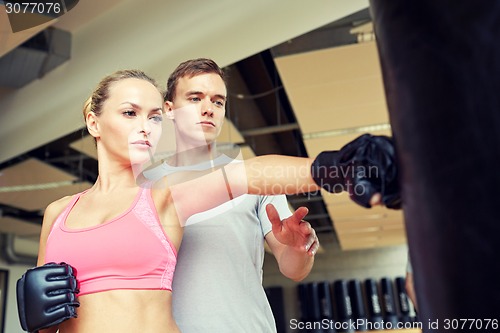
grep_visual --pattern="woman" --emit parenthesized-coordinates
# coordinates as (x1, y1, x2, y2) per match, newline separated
(29, 69, 390, 332)
(37, 70, 182, 333)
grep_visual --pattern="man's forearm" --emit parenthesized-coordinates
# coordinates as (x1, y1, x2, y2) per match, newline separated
(278, 246, 315, 282)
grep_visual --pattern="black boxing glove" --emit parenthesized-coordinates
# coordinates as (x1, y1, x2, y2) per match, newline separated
(17, 262, 79, 332)
(311, 134, 401, 209)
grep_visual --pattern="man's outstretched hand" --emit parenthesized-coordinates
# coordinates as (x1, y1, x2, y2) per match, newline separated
(266, 204, 319, 256)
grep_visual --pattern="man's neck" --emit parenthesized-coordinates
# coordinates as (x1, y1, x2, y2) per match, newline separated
(172, 142, 220, 167)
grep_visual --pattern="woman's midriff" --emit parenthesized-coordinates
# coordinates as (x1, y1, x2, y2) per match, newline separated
(57, 289, 179, 333)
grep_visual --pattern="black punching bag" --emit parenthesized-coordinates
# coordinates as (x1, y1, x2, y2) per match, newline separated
(369, 0, 500, 330)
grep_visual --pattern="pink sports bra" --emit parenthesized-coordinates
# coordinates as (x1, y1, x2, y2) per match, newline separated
(45, 186, 177, 296)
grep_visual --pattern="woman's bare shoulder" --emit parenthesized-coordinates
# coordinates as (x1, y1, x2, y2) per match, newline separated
(41, 194, 77, 229)
(46, 195, 74, 214)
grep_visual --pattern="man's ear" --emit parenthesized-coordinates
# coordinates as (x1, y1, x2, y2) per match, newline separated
(165, 101, 175, 120)
(86, 111, 100, 138)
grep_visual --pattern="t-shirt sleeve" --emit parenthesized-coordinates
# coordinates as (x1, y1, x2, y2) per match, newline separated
(258, 194, 293, 236)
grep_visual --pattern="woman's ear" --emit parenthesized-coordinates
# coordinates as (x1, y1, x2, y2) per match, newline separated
(86, 111, 100, 138)
(164, 101, 175, 120)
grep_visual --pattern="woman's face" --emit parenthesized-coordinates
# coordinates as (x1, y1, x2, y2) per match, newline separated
(93, 78, 164, 166)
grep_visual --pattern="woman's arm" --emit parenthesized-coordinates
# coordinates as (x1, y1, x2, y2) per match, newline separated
(164, 134, 400, 225)
(243, 155, 319, 195)
(28, 198, 74, 333)
(37, 198, 68, 265)
(165, 155, 319, 224)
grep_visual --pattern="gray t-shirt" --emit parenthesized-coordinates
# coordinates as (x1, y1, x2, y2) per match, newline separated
(145, 155, 292, 332)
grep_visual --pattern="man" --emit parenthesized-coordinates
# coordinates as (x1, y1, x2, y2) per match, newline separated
(153, 58, 319, 332)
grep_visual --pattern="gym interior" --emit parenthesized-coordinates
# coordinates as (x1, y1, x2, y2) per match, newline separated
(1, 1, 496, 332)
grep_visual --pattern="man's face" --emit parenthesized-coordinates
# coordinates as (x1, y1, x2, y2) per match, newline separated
(166, 73, 227, 146)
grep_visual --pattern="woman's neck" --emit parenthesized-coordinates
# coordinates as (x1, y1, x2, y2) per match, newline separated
(95, 157, 141, 192)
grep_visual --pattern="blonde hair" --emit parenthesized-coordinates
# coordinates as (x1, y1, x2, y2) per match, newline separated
(83, 69, 161, 121)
